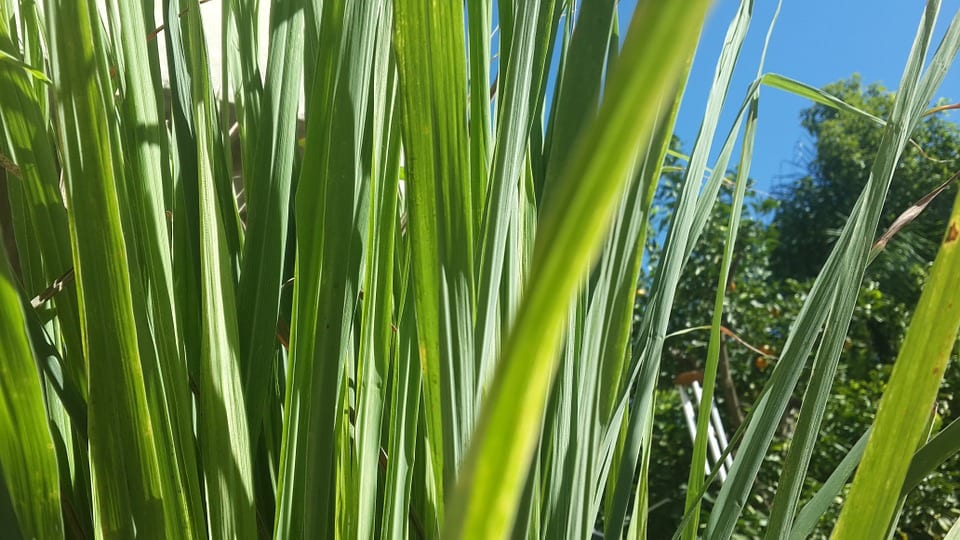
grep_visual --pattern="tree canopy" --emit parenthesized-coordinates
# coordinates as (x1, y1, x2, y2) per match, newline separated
(772, 75, 960, 303)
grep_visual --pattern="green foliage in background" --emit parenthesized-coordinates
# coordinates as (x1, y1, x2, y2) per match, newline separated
(647, 133, 960, 536)
(1, 0, 960, 539)
(774, 76, 960, 301)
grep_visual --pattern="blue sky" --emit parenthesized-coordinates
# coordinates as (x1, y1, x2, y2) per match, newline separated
(617, 0, 960, 197)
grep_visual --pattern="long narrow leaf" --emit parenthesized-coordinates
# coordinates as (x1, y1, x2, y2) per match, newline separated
(46, 0, 169, 533)
(392, 0, 475, 531)
(274, 1, 381, 536)
(833, 47, 960, 538)
(0, 229, 62, 540)
(444, 2, 710, 537)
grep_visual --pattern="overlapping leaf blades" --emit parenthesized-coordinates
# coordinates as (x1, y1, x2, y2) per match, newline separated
(0, 1, 959, 539)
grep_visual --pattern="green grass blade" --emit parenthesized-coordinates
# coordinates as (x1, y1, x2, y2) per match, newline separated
(602, 77, 690, 540)
(708, 2, 954, 536)
(104, 0, 206, 534)
(948, 515, 960, 540)
(670, 380, 779, 540)
(525, 2, 621, 535)
(232, 0, 303, 530)
(764, 305, 847, 539)
(606, 352, 657, 539)
(594, 45, 660, 432)
(0, 49, 49, 83)
(237, 0, 303, 431)
(45, 0, 171, 533)
(274, 1, 380, 536)
(525, 3, 564, 207)
(0, 232, 62, 540)
(11, 1, 960, 538)
(681, 12, 779, 535)
(392, 0, 475, 529)
(496, 1, 559, 340)
(164, 0, 206, 388)
(381, 130, 420, 540)
(538, 298, 585, 539)
(682, 96, 758, 539)
(540, 0, 616, 201)
(222, 0, 263, 191)
(444, 2, 710, 537)
(475, 0, 543, 395)
(178, 2, 257, 536)
(353, 8, 399, 537)
(466, 0, 492, 222)
(832, 17, 960, 531)
(605, 0, 751, 533)
(14, 0, 49, 119)
(0, 5, 85, 402)
(833, 195, 960, 538)
(760, 73, 886, 126)
(902, 415, 960, 495)
(790, 429, 870, 540)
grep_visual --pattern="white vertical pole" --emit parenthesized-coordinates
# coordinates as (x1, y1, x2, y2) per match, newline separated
(690, 382, 727, 481)
(678, 386, 711, 475)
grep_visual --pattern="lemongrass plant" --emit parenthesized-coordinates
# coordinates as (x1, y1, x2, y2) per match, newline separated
(1, 0, 960, 538)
